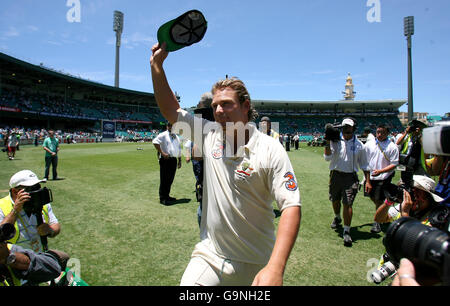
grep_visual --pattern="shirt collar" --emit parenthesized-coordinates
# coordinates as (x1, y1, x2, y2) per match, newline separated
(217, 122, 258, 157)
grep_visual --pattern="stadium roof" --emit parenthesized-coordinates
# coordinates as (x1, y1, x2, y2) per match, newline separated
(252, 99, 406, 111)
(0, 52, 156, 106)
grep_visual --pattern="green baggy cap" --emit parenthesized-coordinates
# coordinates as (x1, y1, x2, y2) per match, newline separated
(157, 9, 207, 52)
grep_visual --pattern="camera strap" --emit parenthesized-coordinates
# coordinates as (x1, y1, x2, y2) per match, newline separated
(15, 213, 41, 252)
(376, 139, 390, 163)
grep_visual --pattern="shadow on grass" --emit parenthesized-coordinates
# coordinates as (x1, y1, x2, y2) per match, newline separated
(274, 209, 281, 218)
(334, 223, 386, 247)
(162, 198, 191, 206)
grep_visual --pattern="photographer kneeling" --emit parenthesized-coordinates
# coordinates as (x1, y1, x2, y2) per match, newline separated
(0, 170, 60, 253)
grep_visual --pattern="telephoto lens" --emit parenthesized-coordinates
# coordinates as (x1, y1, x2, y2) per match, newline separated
(371, 261, 397, 284)
(384, 217, 450, 285)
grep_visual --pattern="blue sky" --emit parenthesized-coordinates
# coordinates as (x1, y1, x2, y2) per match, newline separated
(1, 0, 449, 115)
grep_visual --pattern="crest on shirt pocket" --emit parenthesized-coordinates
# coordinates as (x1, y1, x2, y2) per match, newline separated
(284, 172, 298, 191)
(212, 145, 224, 159)
(235, 161, 254, 180)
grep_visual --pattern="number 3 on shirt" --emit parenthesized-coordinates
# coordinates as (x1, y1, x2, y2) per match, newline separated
(284, 172, 298, 191)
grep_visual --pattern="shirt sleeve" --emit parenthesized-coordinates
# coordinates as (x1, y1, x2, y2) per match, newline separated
(45, 204, 58, 225)
(9, 244, 61, 284)
(358, 142, 369, 171)
(267, 141, 302, 212)
(152, 133, 162, 145)
(323, 141, 335, 162)
(389, 144, 399, 166)
(388, 205, 401, 220)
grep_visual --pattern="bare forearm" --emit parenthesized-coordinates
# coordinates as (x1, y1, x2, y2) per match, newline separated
(150, 63, 180, 124)
(10, 252, 31, 271)
(267, 206, 301, 273)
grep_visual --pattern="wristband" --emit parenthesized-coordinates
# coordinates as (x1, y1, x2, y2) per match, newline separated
(384, 199, 394, 206)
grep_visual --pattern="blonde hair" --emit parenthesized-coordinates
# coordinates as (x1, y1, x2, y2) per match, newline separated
(211, 77, 258, 122)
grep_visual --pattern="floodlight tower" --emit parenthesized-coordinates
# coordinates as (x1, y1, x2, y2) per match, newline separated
(113, 10, 124, 88)
(404, 16, 414, 121)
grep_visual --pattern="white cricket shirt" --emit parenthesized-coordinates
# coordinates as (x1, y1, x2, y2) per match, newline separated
(175, 109, 301, 264)
(365, 138, 399, 181)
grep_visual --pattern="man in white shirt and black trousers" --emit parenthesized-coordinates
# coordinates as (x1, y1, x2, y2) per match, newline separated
(152, 122, 182, 205)
(364, 123, 399, 233)
(324, 118, 370, 246)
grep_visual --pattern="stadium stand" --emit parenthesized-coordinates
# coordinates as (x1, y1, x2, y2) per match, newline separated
(253, 99, 406, 137)
(1, 51, 417, 144)
(0, 52, 166, 139)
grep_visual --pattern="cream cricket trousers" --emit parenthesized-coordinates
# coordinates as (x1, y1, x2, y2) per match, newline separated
(180, 239, 265, 286)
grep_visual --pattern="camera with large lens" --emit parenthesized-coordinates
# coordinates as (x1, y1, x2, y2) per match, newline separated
(383, 216, 450, 285)
(324, 123, 342, 142)
(422, 123, 450, 156)
(0, 223, 16, 243)
(371, 253, 398, 284)
(383, 182, 415, 203)
(23, 185, 53, 215)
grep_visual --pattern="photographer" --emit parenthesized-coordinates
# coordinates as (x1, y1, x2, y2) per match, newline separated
(0, 170, 60, 253)
(396, 120, 429, 185)
(324, 118, 370, 246)
(374, 175, 443, 225)
(422, 123, 450, 206)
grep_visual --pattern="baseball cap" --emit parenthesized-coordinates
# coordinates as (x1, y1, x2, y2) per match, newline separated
(412, 175, 444, 202)
(157, 10, 207, 52)
(260, 116, 271, 122)
(9, 170, 45, 188)
(342, 118, 355, 127)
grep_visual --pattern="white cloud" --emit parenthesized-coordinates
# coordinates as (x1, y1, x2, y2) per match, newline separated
(3, 26, 20, 38)
(107, 32, 156, 49)
(312, 69, 334, 75)
(27, 25, 39, 32)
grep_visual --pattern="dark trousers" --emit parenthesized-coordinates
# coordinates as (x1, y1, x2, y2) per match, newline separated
(159, 157, 177, 200)
(45, 155, 58, 180)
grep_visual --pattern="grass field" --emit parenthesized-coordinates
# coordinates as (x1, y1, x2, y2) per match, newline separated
(0, 141, 388, 286)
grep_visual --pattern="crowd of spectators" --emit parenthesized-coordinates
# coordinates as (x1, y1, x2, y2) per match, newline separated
(0, 87, 162, 123)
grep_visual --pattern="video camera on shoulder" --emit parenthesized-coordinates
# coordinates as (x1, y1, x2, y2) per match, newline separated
(324, 123, 342, 142)
(23, 184, 53, 215)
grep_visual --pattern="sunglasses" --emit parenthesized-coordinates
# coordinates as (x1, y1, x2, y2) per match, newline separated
(17, 184, 41, 192)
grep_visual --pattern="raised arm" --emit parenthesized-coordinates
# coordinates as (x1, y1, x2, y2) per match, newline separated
(150, 42, 181, 124)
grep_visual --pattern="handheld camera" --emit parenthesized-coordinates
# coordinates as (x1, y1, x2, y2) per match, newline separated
(23, 186, 53, 216)
(384, 217, 450, 285)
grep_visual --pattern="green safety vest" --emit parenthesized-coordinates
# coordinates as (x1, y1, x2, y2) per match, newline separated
(0, 244, 22, 286)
